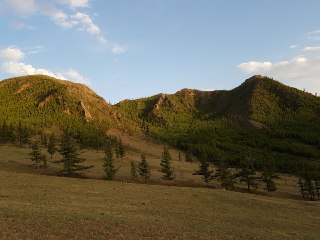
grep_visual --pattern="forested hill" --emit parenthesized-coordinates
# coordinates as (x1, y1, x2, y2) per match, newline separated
(116, 75, 320, 174)
(0, 75, 121, 147)
(1, 74, 320, 174)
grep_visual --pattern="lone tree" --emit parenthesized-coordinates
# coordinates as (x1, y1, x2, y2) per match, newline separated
(47, 133, 57, 159)
(130, 161, 138, 181)
(160, 146, 175, 182)
(215, 160, 235, 190)
(138, 154, 151, 184)
(194, 154, 214, 187)
(114, 138, 125, 159)
(185, 149, 193, 162)
(59, 131, 91, 176)
(237, 157, 259, 191)
(30, 141, 43, 168)
(16, 120, 29, 146)
(103, 141, 118, 180)
(261, 166, 278, 195)
(118, 138, 125, 159)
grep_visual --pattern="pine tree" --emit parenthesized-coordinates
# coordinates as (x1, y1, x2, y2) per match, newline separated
(315, 180, 320, 200)
(41, 133, 48, 146)
(47, 133, 57, 159)
(138, 154, 151, 184)
(215, 160, 235, 190)
(194, 154, 214, 187)
(59, 131, 90, 176)
(42, 154, 48, 168)
(185, 149, 193, 162)
(261, 166, 278, 195)
(237, 158, 259, 191)
(160, 146, 175, 182)
(103, 141, 118, 180)
(298, 177, 306, 199)
(16, 121, 29, 146)
(30, 141, 42, 168)
(118, 138, 125, 159)
(130, 161, 138, 181)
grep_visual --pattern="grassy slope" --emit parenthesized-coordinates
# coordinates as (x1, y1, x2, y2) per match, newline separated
(0, 144, 319, 240)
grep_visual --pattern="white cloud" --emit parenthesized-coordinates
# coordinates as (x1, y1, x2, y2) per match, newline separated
(0, 0, 106, 41)
(290, 44, 299, 49)
(303, 46, 320, 52)
(58, 0, 90, 8)
(0, 47, 24, 61)
(306, 30, 320, 41)
(63, 68, 89, 83)
(237, 61, 272, 73)
(1, 0, 37, 16)
(237, 55, 320, 94)
(71, 12, 100, 34)
(0, 46, 88, 84)
(111, 44, 126, 54)
(1, 61, 61, 78)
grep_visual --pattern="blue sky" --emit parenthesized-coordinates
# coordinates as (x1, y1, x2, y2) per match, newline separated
(1, 0, 320, 103)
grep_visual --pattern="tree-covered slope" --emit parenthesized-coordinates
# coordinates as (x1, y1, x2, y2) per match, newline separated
(116, 75, 320, 173)
(0, 75, 118, 146)
(0, 75, 114, 124)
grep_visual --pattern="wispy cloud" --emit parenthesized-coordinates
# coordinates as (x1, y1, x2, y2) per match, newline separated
(0, 0, 105, 42)
(71, 12, 100, 35)
(0, 46, 88, 84)
(111, 44, 127, 55)
(303, 45, 320, 52)
(290, 44, 299, 49)
(305, 29, 320, 41)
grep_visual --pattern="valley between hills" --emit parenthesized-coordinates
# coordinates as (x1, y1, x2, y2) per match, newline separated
(0, 74, 319, 239)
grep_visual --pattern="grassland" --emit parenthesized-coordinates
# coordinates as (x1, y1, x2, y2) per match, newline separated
(0, 139, 319, 240)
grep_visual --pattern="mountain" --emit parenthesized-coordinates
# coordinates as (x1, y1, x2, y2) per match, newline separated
(1, 74, 319, 173)
(116, 75, 320, 173)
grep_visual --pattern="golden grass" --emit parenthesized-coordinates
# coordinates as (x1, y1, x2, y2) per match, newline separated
(0, 143, 319, 239)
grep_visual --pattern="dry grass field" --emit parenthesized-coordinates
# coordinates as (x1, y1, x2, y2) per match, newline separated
(0, 139, 319, 240)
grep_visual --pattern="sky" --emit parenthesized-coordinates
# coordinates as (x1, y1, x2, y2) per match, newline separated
(1, 0, 320, 103)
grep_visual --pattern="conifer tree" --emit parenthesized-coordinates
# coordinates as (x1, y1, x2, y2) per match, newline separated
(130, 161, 138, 181)
(41, 133, 48, 146)
(315, 180, 320, 200)
(261, 166, 278, 195)
(298, 177, 307, 199)
(138, 154, 151, 184)
(42, 154, 48, 168)
(30, 141, 42, 168)
(59, 131, 90, 176)
(160, 146, 175, 182)
(16, 121, 29, 146)
(215, 160, 235, 190)
(194, 154, 214, 187)
(47, 133, 57, 159)
(103, 141, 118, 180)
(237, 158, 259, 191)
(118, 138, 126, 159)
(185, 149, 193, 162)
